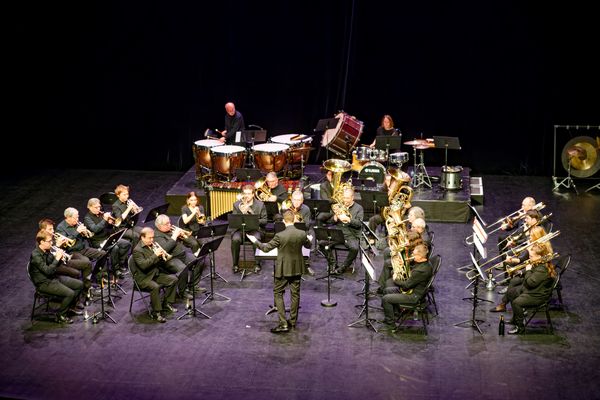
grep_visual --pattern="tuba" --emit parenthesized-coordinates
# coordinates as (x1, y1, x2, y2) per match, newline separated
(383, 168, 414, 292)
(254, 177, 272, 202)
(323, 159, 353, 220)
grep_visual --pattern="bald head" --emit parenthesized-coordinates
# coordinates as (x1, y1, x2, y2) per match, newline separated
(225, 102, 236, 116)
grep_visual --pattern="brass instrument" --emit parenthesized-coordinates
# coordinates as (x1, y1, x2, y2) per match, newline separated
(324, 159, 353, 221)
(53, 232, 75, 248)
(100, 209, 118, 225)
(50, 245, 72, 262)
(152, 242, 172, 261)
(170, 226, 192, 239)
(127, 199, 144, 215)
(466, 230, 560, 280)
(280, 187, 294, 210)
(77, 222, 95, 238)
(465, 202, 545, 245)
(499, 212, 553, 248)
(494, 252, 559, 285)
(382, 169, 414, 292)
(289, 206, 304, 223)
(254, 177, 273, 202)
(195, 207, 206, 224)
(239, 197, 254, 214)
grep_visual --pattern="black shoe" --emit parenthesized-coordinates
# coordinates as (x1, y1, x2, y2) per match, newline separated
(497, 287, 508, 294)
(508, 327, 524, 335)
(163, 303, 178, 313)
(152, 312, 167, 323)
(56, 314, 74, 324)
(74, 303, 85, 310)
(286, 319, 296, 330)
(270, 324, 290, 334)
(190, 285, 207, 294)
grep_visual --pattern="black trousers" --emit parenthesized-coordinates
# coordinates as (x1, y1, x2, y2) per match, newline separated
(231, 230, 261, 267)
(38, 276, 83, 316)
(273, 275, 301, 326)
(137, 273, 178, 313)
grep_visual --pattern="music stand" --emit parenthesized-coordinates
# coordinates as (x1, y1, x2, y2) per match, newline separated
(314, 117, 340, 161)
(227, 213, 260, 281)
(234, 168, 263, 183)
(454, 253, 487, 335)
(177, 254, 212, 320)
(375, 135, 403, 167)
(314, 227, 345, 307)
(348, 249, 378, 332)
(303, 199, 331, 228)
(197, 222, 229, 283)
(102, 228, 128, 301)
(433, 136, 461, 168)
(354, 179, 377, 191)
(358, 190, 389, 218)
(87, 229, 126, 324)
(264, 201, 280, 222)
(143, 203, 170, 224)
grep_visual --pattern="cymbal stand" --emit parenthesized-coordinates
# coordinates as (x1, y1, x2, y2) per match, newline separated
(586, 181, 600, 192)
(552, 158, 578, 194)
(411, 147, 432, 189)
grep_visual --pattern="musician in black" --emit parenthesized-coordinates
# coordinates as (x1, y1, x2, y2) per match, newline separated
(231, 184, 268, 273)
(369, 114, 399, 148)
(154, 214, 205, 298)
(132, 227, 179, 322)
(56, 208, 106, 295)
(283, 190, 311, 224)
(498, 196, 536, 252)
(219, 102, 245, 144)
(112, 184, 143, 245)
(39, 218, 80, 280)
(84, 198, 131, 277)
(381, 244, 432, 328)
(264, 172, 288, 203)
(316, 168, 334, 226)
(319, 187, 364, 275)
(29, 230, 84, 323)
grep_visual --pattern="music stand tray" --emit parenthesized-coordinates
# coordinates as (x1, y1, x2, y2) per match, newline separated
(196, 222, 229, 239)
(143, 203, 170, 224)
(433, 136, 461, 166)
(264, 201, 280, 221)
(315, 117, 340, 133)
(234, 168, 263, 182)
(239, 129, 267, 144)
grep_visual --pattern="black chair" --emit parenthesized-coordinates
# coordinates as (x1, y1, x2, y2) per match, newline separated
(426, 254, 442, 316)
(27, 262, 55, 321)
(522, 274, 561, 334)
(553, 254, 571, 308)
(127, 255, 154, 316)
(394, 270, 438, 335)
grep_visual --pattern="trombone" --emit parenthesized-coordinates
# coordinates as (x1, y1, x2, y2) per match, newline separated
(53, 232, 75, 248)
(465, 202, 545, 245)
(493, 252, 559, 286)
(152, 242, 172, 261)
(497, 212, 553, 248)
(465, 230, 560, 280)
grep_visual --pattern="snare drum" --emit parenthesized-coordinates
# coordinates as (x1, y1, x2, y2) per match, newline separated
(194, 140, 223, 176)
(252, 143, 289, 173)
(271, 134, 313, 165)
(321, 112, 364, 157)
(211, 145, 247, 176)
(355, 146, 370, 161)
(389, 152, 409, 166)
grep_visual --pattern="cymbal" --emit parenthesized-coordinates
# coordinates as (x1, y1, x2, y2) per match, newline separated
(415, 144, 435, 150)
(561, 136, 600, 178)
(404, 139, 429, 146)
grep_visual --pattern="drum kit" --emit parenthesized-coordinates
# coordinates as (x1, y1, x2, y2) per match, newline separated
(193, 134, 315, 182)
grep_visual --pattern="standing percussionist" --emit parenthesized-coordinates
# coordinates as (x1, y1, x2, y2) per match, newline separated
(319, 187, 364, 275)
(247, 210, 313, 333)
(231, 184, 268, 273)
(219, 102, 245, 144)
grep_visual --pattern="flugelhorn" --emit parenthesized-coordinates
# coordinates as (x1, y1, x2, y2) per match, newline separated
(53, 232, 75, 248)
(152, 242, 172, 261)
(254, 178, 273, 202)
(77, 222, 94, 238)
(465, 202, 546, 245)
(50, 245, 72, 262)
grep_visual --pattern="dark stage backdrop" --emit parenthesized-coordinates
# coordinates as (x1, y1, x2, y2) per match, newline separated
(7, 1, 599, 175)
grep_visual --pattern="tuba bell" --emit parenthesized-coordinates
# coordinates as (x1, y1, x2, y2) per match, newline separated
(323, 159, 353, 220)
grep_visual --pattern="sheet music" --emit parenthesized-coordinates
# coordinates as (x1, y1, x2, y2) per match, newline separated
(255, 248, 311, 257)
(473, 234, 487, 259)
(362, 253, 375, 281)
(473, 218, 488, 244)
(470, 252, 486, 281)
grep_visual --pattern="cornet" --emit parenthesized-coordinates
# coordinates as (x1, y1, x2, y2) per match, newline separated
(53, 232, 75, 248)
(50, 245, 72, 262)
(100, 209, 118, 225)
(152, 242, 172, 261)
(193, 207, 206, 224)
(77, 222, 95, 238)
(239, 198, 254, 214)
(127, 199, 143, 215)
(170, 226, 192, 240)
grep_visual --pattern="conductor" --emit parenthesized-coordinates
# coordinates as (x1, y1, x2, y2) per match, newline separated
(247, 210, 313, 333)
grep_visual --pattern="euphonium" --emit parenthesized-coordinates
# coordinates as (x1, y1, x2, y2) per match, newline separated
(50, 245, 72, 262)
(254, 178, 272, 202)
(324, 159, 352, 220)
(53, 232, 75, 248)
(77, 222, 94, 238)
(280, 187, 294, 210)
(152, 242, 172, 261)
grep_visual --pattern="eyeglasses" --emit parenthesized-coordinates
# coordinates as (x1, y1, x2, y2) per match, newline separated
(42, 239, 53, 243)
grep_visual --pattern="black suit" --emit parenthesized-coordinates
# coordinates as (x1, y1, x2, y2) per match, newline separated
(154, 230, 200, 296)
(231, 199, 267, 267)
(29, 247, 83, 317)
(319, 201, 364, 271)
(382, 260, 433, 324)
(255, 225, 311, 326)
(132, 242, 178, 313)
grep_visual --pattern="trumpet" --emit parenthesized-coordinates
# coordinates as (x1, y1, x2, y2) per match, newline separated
(494, 252, 559, 285)
(152, 242, 172, 261)
(465, 202, 545, 245)
(53, 232, 75, 248)
(466, 230, 560, 280)
(195, 208, 206, 224)
(127, 199, 144, 215)
(170, 226, 192, 239)
(100, 209, 118, 225)
(77, 221, 95, 238)
(50, 245, 72, 262)
(239, 198, 254, 214)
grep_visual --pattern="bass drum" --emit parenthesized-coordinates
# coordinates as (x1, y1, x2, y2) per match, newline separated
(211, 145, 247, 177)
(321, 112, 364, 157)
(358, 161, 386, 184)
(252, 143, 289, 173)
(441, 165, 463, 190)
